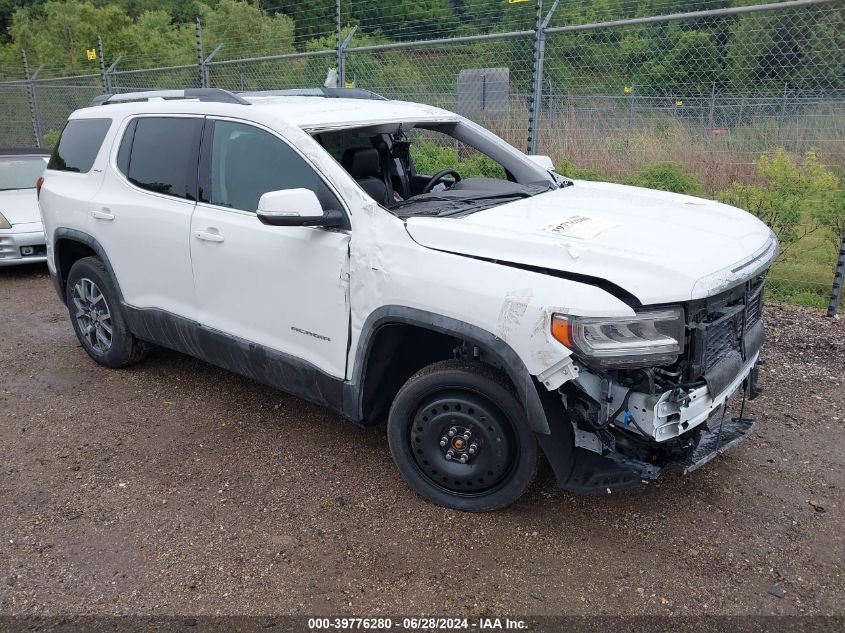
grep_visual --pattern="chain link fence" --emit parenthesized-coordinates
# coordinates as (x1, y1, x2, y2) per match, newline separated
(0, 0, 842, 313)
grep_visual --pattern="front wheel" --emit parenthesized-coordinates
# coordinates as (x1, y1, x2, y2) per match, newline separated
(387, 360, 537, 512)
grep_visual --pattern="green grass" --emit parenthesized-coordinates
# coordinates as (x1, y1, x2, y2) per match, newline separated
(768, 229, 840, 310)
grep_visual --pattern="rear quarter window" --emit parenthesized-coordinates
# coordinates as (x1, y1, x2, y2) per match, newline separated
(48, 118, 112, 173)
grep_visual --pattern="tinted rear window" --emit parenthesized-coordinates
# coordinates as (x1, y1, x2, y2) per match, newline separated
(48, 118, 112, 173)
(126, 117, 203, 200)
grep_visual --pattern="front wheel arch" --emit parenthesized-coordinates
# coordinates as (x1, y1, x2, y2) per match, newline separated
(344, 306, 552, 435)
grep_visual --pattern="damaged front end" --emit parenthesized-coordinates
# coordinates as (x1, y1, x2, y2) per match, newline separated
(557, 274, 766, 494)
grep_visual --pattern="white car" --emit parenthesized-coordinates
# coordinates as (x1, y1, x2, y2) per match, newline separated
(0, 149, 50, 266)
(38, 88, 777, 511)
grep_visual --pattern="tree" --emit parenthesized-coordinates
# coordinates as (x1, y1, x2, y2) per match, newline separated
(723, 6, 845, 95)
(346, 0, 456, 41)
(8, 1, 132, 70)
(200, 0, 295, 60)
(638, 25, 722, 95)
(123, 9, 195, 67)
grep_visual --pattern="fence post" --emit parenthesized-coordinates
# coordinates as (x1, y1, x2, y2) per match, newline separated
(21, 50, 42, 148)
(708, 80, 716, 129)
(778, 83, 789, 144)
(338, 26, 357, 88)
(527, 0, 558, 155)
(203, 44, 224, 89)
(828, 231, 845, 318)
(335, 0, 342, 87)
(104, 56, 121, 94)
(196, 17, 205, 88)
(97, 35, 108, 93)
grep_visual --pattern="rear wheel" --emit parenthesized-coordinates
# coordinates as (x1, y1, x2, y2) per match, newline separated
(66, 256, 148, 368)
(387, 360, 537, 512)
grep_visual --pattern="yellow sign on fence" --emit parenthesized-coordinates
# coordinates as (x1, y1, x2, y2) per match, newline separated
(86, 49, 97, 61)
(508, 0, 531, 4)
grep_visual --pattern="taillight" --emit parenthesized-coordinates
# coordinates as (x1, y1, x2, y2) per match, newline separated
(36, 176, 44, 199)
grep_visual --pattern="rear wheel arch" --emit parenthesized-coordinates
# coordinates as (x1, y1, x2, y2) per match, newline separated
(345, 306, 551, 435)
(53, 229, 123, 305)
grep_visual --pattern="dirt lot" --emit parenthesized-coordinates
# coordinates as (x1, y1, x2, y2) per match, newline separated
(1, 263, 843, 617)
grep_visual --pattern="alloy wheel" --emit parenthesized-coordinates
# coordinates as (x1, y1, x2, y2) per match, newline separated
(71, 277, 113, 353)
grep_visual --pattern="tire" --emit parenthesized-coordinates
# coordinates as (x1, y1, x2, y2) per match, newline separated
(387, 359, 537, 512)
(65, 256, 148, 369)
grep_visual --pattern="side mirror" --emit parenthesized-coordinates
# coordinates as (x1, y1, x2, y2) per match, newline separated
(527, 155, 555, 171)
(256, 188, 343, 228)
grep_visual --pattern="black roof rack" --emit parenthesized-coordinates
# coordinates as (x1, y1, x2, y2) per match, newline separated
(239, 87, 387, 101)
(91, 88, 251, 107)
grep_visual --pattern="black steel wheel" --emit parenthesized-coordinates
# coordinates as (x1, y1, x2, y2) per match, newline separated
(388, 360, 537, 512)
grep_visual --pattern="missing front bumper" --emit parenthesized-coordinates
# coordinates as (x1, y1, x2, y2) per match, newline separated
(573, 354, 759, 443)
(679, 416, 755, 474)
(562, 415, 756, 494)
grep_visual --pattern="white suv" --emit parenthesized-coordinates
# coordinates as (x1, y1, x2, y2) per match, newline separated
(39, 88, 777, 511)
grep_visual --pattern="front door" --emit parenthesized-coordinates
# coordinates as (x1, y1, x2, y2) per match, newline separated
(189, 118, 351, 380)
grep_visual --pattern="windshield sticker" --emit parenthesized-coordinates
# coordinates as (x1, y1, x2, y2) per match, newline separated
(542, 215, 619, 240)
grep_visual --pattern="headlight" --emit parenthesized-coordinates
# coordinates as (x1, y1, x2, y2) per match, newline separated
(551, 307, 685, 368)
(0, 212, 11, 229)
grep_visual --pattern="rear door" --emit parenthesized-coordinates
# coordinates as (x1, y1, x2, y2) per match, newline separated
(189, 118, 351, 379)
(89, 115, 203, 318)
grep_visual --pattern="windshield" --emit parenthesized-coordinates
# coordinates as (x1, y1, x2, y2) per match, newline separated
(0, 156, 48, 191)
(313, 119, 566, 218)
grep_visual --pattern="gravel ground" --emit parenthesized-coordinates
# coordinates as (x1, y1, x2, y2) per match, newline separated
(1, 264, 843, 617)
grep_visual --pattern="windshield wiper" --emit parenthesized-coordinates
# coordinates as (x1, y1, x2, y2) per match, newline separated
(392, 190, 535, 211)
(389, 195, 475, 211)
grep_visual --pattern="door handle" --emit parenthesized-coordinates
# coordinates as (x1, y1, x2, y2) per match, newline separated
(91, 208, 115, 221)
(193, 230, 224, 243)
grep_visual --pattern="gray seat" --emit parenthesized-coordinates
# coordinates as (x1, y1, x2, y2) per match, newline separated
(341, 147, 390, 206)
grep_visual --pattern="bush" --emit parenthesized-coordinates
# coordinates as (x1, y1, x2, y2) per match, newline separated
(409, 143, 457, 175)
(556, 158, 609, 182)
(41, 129, 60, 151)
(716, 148, 842, 256)
(624, 162, 703, 195)
(458, 152, 506, 179)
(409, 142, 505, 179)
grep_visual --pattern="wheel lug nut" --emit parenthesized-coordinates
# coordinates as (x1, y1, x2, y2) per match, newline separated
(439, 437, 448, 447)
(463, 433, 470, 442)
(468, 444, 477, 454)
(447, 428, 456, 437)
(459, 454, 468, 464)
(445, 450, 454, 460)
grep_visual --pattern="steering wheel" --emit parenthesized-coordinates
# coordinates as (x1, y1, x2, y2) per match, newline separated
(422, 169, 462, 194)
